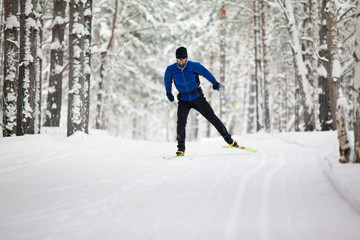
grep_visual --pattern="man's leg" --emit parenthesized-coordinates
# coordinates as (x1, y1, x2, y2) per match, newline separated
(177, 101, 191, 152)
(193, 97, 234, 144)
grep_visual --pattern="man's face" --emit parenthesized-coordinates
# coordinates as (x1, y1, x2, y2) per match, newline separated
(176, 58, 187, 68)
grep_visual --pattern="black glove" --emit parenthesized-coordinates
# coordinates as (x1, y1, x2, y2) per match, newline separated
(212, 81, 221, 90)
(167, 93, 174, 102)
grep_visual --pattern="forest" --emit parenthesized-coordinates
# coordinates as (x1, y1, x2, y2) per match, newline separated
(1, 0, 360, 163)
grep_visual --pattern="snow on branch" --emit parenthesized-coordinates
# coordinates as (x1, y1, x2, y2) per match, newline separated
(5, 15, 20, 29)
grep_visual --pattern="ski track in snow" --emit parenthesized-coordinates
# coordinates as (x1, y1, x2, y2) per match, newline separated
(1, 132, 360, 240)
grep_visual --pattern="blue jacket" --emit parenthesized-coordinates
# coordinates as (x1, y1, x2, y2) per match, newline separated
(164, 61, 217, 101)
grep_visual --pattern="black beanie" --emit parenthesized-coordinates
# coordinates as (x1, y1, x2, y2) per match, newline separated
(176, 47, 187, 59)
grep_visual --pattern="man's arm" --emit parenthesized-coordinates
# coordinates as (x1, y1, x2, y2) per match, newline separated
(164, 67, 173, 94)
(195, 62, 217, 84)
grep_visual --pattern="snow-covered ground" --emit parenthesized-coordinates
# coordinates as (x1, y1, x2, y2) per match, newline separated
(1, 129, 360, 240)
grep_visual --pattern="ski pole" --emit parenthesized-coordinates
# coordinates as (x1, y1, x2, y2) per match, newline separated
(218, 90, 236, 107)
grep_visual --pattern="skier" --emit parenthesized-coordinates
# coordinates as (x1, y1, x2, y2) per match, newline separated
(164, 46, 239, 156)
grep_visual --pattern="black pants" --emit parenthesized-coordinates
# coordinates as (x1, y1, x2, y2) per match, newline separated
(176, 96, 232, 151)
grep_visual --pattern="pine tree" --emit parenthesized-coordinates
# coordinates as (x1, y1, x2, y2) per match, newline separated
(34, 0, 42, 134)
(67, 0, 85, 136)
(83, 0, 92, 133)
(44, 0, 67, 127)
(17, 0, 39, 135)
(3, 0, 19, 137)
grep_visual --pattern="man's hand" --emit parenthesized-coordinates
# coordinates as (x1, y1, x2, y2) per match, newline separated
(212, 81, 221, 91)
(167, 93, 174, 102)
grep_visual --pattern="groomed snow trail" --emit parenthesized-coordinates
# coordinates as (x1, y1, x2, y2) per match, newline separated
(1, 131, 360, 240)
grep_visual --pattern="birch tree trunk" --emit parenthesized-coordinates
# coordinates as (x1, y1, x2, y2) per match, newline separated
(3, 0, 19, 137)
(325, 0, 351, 163)
(17, 0, 38, 135)
(96, 0, 118, 130)
(353, 0, 360, 163)
(67, 0, 85, 136)
(282, 0, 313, 131)
(44, 0, 66, 127)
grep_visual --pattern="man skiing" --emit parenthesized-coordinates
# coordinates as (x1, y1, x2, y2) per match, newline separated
(164, 46, 239, 156)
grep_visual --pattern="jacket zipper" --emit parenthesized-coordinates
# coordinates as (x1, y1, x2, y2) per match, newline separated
(181, 69, 192, 101)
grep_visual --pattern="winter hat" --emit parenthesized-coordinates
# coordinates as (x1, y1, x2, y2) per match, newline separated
(176, 47, 188, 59)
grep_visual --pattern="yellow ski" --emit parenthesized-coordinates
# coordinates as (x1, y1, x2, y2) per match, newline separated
(223, 145, 257, 153)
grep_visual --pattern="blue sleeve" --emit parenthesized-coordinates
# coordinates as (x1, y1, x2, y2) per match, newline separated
(164, 67, 172, 94)
(195, 62, 217, 84)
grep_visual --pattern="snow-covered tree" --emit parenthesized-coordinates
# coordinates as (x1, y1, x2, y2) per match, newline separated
(67, 0, 86, 136)
(254, 0, 264, 132)
(219, 4, 226, 119)
(44, 0, 67, 127)
(34, 0, 42, 134)
(325, 0, 351, 163)
(319, 0, 333, 131)
(278, 0, 314, 131)
(94, 0, 118, 130)
(17, 0, 41, 135)
(353, 0, 360, 163)
(261, 0, 271, 132)
(309, 0, 321, 131)
(2, 0, 19, 137)
(83, 0, 92, 133)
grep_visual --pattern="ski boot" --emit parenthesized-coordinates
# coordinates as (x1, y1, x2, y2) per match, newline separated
(176, 150, 185, 156)
(230, 139, 239, 148)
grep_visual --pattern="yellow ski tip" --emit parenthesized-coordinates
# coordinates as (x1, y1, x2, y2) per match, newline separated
(233, 103, 236, 107)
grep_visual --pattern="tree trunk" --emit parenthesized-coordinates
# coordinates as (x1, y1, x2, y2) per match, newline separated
(83, 0, 92, 133)
(283, 0, 313, 131)
(67, 0, 85, 136)
(319, 0, 333, 131)
(96, 0, 118, 130)
(3, 0, 19, 137)
(310, 0, 321, 131)
(34, 0, 42, 134)
(17, 0, 38, 135)
(219, 4, 226, 119)
(353, 0, 360, 163)
(281, 76, 288, 132)
(247, 74, 256, 133)
(325, 0, 351, 163)
(44, 0, 66, 127)
(254, 0, 263, 132)
(96, 61, 106, 130)
(261, 0, 270, 132)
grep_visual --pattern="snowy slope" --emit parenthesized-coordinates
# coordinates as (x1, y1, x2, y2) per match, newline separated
(1, 130, 360, 240)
